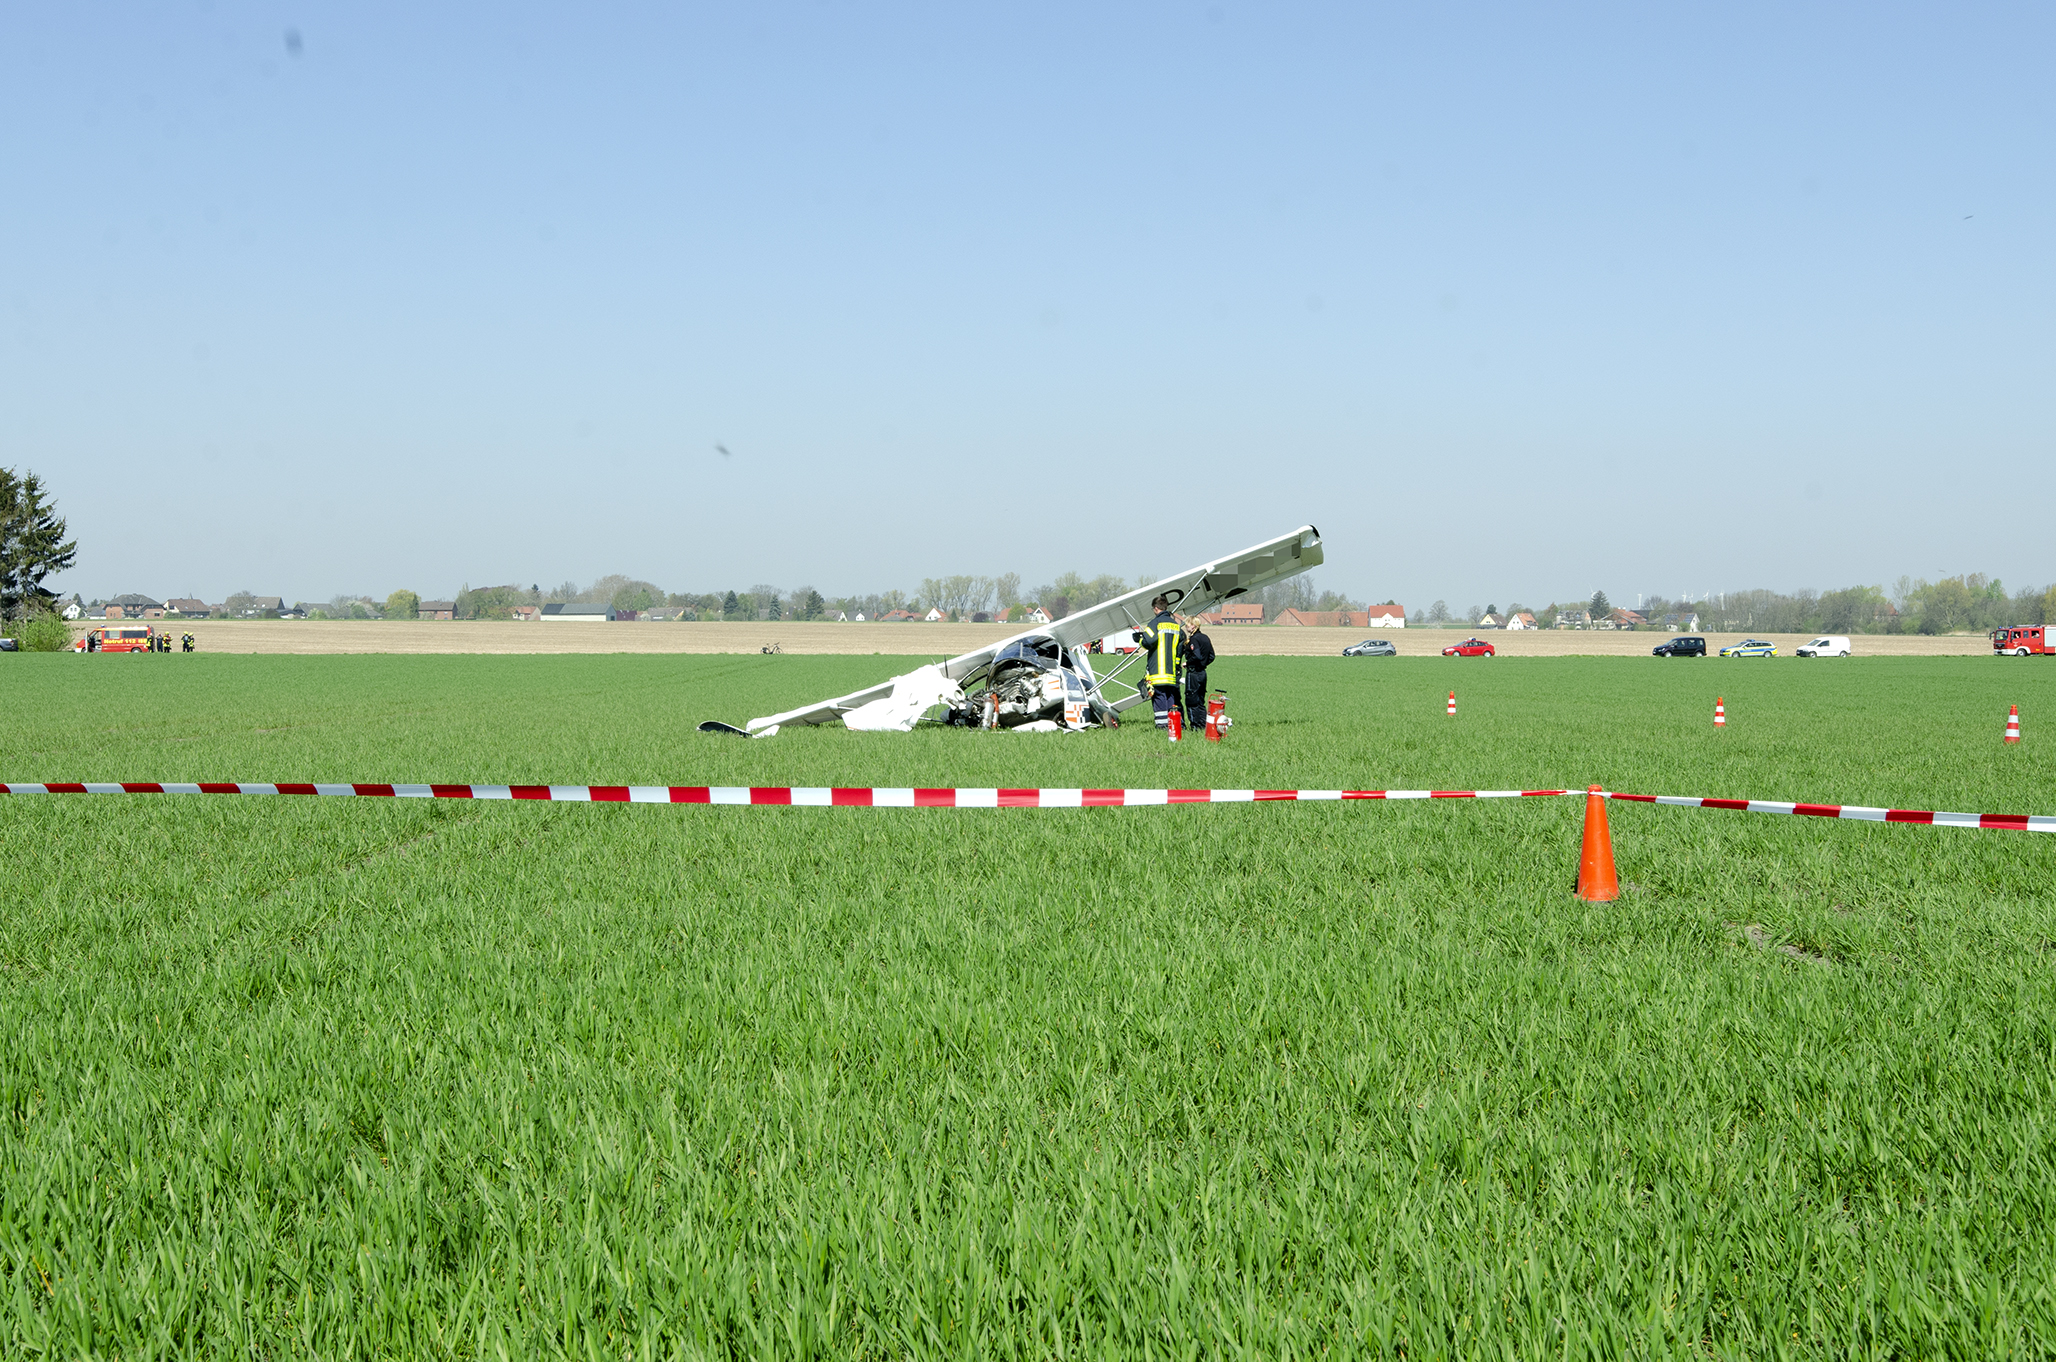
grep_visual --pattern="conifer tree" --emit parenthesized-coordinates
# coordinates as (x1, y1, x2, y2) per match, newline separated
(0, 467, 77, 621)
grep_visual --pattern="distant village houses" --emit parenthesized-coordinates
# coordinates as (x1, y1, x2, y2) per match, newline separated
(103, 594, 163, 620)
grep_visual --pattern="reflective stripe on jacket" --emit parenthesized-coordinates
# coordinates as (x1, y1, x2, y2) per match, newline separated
(1140, 615, 1183, 685)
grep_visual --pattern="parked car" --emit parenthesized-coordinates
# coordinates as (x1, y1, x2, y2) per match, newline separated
(1343, 638, 1396, 657)
(1796, 636, 1852, 657)
(0, 637, 17, 652)
(1718, 638, 1778, 657)
(1442, 638, 1496, 657)
(1652, 636, 1706, 657)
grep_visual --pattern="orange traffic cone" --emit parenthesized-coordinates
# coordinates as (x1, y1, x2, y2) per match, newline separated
(1447, 690, 1457, 717)
(1575, 786, 1619, 902)
(2005, 704, 2021, 744)
(1714, 696, 1725, 728)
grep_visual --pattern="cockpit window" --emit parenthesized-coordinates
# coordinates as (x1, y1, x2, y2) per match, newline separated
(993, 636, 1066, 667)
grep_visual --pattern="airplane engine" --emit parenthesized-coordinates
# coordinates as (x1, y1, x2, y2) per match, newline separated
(948, 636, 1109, 730)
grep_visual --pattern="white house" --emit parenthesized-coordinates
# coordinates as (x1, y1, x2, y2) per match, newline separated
(1024, 606, 1052, 624)
(1477, 612, 1506, 629)
(1365, 603, 1406, 629)
(924, 607, 946, 622)
(853, 612, 867, 622)
(1505, 611, 1537, 630)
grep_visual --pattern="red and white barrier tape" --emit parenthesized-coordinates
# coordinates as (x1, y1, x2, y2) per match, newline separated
(0, 782, 1567, 806)
(1604, 791, 2056, 834)
(4, 782, 2046, 830)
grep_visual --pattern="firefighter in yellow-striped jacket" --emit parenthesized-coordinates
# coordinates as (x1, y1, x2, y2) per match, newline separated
(1136, 595, 1184, 729)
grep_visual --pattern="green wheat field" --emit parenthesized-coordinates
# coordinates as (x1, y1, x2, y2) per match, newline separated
(3, 652, 2054, 1358)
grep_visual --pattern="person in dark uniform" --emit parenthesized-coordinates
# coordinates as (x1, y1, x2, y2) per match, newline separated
(1135, 595, 1184, 729)
(1181, 617, 1215, 732)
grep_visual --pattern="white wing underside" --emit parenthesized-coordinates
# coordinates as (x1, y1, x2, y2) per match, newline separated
(743, 524, 1323, 733)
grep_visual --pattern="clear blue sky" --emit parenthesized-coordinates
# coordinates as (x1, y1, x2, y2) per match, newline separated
(5, 2, 2050, 610)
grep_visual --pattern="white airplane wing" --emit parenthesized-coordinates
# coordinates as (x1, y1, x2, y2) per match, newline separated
(1035, 524, 1322, 654)
(735, 524, 1322, 733)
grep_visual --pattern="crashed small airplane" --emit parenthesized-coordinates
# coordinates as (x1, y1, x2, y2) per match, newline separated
(700, 524, 1322, 737)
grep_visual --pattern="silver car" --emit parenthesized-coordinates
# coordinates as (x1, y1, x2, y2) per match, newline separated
(1342, 638, 1397, 657)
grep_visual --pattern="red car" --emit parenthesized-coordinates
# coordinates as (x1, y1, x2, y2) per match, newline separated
(1442, 637, 1496, 657)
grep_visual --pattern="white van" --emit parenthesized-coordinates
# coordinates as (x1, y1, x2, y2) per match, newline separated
(1796, 636, 1852, 657)
(1096, 627, 1143, 654)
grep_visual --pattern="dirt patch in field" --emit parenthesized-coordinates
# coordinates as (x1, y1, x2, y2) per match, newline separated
(83, 621, 1995, 657)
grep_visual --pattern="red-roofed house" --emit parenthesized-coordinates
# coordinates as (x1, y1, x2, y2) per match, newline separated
(1200, 602, 1266, 626)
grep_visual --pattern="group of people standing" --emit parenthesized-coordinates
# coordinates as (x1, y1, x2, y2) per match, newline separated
(1135, 594, 1217, 732)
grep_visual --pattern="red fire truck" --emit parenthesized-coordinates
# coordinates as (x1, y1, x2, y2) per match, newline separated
(76, 624, 159, 653)
(1991, 626, 2054, 656)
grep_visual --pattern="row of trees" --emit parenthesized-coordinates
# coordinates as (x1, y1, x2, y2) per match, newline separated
(391, 572, 1177, 623)
(313, 572, 2056, 634)
(1418, 579, 2056, 635)
(1670, 578, 2056, 635)
(331, 570, 1378, 624)
(22, 462, 2051, 639)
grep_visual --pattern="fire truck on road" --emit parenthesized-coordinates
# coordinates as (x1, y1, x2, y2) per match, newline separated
(1992, 626, 2055, 656)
